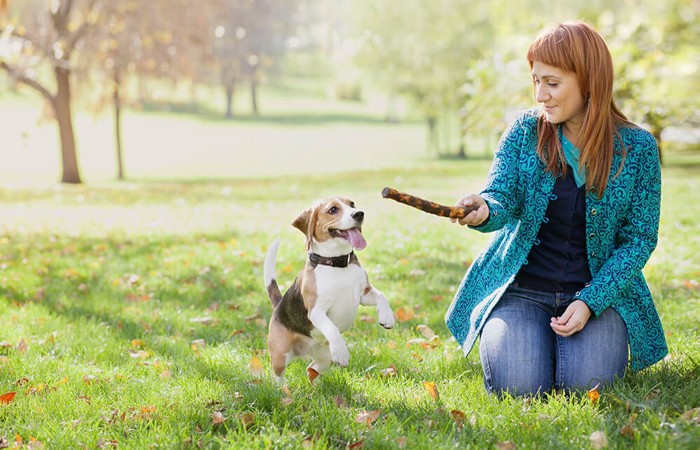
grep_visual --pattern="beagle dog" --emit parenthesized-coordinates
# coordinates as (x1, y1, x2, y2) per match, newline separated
(263, 196, 395, 384)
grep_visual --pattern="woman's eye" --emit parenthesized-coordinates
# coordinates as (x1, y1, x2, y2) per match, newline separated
(548, 83, 558, 87)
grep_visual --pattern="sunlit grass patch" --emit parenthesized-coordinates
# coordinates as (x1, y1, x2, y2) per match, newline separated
(1, 159, 699, 448)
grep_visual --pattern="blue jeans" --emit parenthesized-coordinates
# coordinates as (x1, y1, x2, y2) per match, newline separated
(479, 283, 629, 396)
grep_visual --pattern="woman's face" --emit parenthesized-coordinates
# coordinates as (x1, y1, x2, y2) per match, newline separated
(531, 61, 586, 133)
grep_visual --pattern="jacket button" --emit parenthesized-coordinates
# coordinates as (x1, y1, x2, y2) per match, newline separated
(591, 208, 597, 216)
(589, 233, 596, 239)
(591, 252, 597, 257)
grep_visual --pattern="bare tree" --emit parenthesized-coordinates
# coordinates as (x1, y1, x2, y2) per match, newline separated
(1, 0, 102, 184)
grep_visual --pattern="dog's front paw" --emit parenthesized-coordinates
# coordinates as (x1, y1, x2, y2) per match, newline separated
(377, 307, 395, 329)
(330, 342, 350, 367)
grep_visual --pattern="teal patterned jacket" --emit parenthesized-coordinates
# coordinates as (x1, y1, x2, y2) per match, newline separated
(445, 109, 668, 371)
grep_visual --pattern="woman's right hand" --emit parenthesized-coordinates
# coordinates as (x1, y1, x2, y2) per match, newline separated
(451, 194, 489, 227)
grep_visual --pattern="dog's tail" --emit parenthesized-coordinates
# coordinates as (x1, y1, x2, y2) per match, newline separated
(264, 237, 283, 307)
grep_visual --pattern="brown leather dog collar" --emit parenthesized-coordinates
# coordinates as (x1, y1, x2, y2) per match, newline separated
(308, 252, 354, 268)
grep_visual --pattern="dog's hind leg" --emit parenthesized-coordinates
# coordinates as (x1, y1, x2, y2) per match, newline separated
(307, 342, 332, 383)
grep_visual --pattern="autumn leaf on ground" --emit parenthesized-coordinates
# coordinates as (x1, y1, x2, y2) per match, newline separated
(619, 413, 638, 439)
(0, 392, 17, 404)
(589, 431, 608, 449)
(681, 407, 700, 424)
(191, 339, 206, 355)
(239, 412, 255, 429)
(334, 395, 348, 409)
(379, 365, 397, 377)
(423, 381, 439, 401)
(130, 339, 144, 349)
(355, 410, 381, 428)
(587, 383, 600, 403)
(416, 324, 436, 339)
(190, 317, 216, 326)
(307, 367, 319, 384)
(348, 440, 364, 449)
(212, 412, 227, 425)
(249, 354, 264, 378)
(496, 441, 516, 450)
(395, 306, 415, 322)
(16, 339, 28, 353)
(450, 409, 467, 428)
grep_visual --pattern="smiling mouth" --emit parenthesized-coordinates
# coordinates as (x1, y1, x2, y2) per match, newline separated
(329, 227, 367, 250)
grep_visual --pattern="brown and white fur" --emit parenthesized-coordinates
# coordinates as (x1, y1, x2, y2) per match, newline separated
(264, 196, 395, 384)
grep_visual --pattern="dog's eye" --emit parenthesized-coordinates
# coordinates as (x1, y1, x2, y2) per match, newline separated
(328, 206, 338, 214)
(349, 202, 355, 208)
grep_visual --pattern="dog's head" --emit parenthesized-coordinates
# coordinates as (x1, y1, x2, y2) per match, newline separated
(292, 196, 366, 254)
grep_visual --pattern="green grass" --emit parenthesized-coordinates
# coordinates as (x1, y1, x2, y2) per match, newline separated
(1, 157, 699, 449)
(1, 83, 699, 447)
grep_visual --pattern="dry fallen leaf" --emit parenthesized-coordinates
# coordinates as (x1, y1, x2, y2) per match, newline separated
(450, 409, 467, 428)
(16, 339, 28, 353)
(681, 407, 700, 424)
(423, 381, 439, 401)
(249, 355, 264, 378)
(212, 412, 227, 425)
(619, 413, 638, 440)
(496, 441, 516, 450)
(416, 324, 436, 339)
(0, 392, 17, 404)
(240, 412, 255, 429)
(355, 410, 381, 427)
(589, 430, 608, 449)
(587, 384, 600, 404)
(395, 306, 415, 322)
(379, 365, 397, 377)
(307, 367, 320, 384)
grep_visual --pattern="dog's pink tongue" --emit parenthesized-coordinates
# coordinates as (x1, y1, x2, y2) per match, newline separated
(347, 228, 367, 250)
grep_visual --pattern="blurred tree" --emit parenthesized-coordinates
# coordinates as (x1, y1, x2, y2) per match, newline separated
(353, 0, 496, 157)
(212, 0, 301, 117)
(85, 0, 219, 180)
(0, 0, 102, 184)
(601, 1, 700, 163)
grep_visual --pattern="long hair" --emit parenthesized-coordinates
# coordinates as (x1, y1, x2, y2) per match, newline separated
(526, 21, 632, 197)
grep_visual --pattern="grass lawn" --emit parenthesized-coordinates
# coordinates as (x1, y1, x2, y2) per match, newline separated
(0, 89, 699, 448)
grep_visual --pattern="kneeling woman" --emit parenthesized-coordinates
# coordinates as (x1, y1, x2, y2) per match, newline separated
(446, 21, 667, 396)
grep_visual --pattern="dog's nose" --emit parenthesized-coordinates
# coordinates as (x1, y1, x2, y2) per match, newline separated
(352, 211, 364, 221)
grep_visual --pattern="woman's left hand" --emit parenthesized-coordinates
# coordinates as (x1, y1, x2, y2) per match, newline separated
(550, 300, 592, 337)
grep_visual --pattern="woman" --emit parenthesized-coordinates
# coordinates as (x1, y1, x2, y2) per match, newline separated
(446, 21, 667, 396)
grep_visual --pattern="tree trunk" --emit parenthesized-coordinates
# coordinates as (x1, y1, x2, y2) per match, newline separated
(54, 66, 82, 184)
(250, 79, 259, 115)
(113, 67, 125, 181)
(224, 81, 234, 118)
(427, 116, 438, 154)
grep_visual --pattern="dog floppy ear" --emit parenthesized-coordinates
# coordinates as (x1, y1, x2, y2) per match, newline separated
(292, 206, 318, 250)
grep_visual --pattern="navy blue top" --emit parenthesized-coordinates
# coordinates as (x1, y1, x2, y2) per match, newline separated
(515, 165, 592, 292)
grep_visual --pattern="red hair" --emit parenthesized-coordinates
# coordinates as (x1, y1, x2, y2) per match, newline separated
(527, 21, 632, 196)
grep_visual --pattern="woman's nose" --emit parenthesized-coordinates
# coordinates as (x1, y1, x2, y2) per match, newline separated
(535, 85, 549, 103)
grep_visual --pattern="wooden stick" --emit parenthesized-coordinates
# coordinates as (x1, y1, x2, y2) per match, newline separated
(381, 187, 477, 219)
